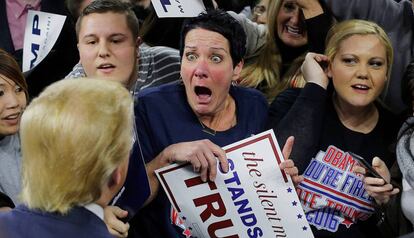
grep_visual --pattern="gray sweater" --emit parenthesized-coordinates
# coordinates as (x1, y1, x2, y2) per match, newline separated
(323, 0, 414, 113)
(0, 134, 22, 205)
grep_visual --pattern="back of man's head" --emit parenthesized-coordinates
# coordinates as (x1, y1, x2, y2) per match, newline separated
(75, 0, 139, 40)
(20, 78, 133, 214)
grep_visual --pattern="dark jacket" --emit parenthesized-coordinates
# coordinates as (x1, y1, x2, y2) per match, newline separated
(0, 204, 113, 238)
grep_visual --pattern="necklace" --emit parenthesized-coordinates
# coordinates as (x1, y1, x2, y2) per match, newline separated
(198, 115, 237, 136)
(198, 98, 237, 136)
(198, 119, 217, 136)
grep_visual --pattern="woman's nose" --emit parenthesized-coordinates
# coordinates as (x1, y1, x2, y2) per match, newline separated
(194, 61, 208, 79)
(4, 92, 20, 109)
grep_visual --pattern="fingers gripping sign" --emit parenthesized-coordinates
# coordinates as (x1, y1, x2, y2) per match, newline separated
(164, 139, 229, 182)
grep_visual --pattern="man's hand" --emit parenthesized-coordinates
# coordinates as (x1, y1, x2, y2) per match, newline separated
(104, 206, 130, 238)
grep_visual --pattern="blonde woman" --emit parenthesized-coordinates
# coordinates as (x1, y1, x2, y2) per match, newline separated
(322, 0, 414, 113)
(0, 79, 136, 237)
(269, 20, 401, 237)
(235, 0, 334, 102)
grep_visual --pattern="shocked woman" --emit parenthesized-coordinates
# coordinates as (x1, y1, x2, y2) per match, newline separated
(121, 10, 302, 238)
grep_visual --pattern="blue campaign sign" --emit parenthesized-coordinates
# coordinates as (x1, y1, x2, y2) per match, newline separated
(160, 0, 172, 12)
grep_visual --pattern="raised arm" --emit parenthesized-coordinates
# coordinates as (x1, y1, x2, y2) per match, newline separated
(268, 53, 330, 173)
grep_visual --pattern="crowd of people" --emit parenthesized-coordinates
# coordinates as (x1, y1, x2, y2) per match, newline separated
(0, 0, 414, 237)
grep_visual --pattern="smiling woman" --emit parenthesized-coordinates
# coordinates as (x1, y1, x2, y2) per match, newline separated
(268, 20, 402, 238)
(237, 0, 334, 103)
(0, 49, 28, 209)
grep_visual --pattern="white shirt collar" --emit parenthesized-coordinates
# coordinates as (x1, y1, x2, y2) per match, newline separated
(84, 203, 104, 221)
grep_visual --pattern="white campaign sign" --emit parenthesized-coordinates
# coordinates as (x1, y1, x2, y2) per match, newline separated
(156, 130, 314, 238)
(151, 0, 205, 18)
(22, 10, 66, 73)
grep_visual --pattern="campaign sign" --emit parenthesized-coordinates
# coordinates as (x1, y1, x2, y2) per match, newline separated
(151, 0, 205, 18)
(156, 130, 314, 238)
(297, 146, 376, 232)
(23, 10, 66, 73)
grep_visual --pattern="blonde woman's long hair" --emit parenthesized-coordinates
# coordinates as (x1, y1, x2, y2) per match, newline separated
(238, 0, 306, 103)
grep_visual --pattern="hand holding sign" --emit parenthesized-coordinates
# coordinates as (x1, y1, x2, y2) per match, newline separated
(163, 139, 229, 182)
(156, 130, 314, 238)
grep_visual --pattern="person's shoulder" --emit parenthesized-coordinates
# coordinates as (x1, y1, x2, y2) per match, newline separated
(138, 81, 182, 99)
(269, 87, 302, 109)
(0, 204, 27, 222)
(140, 45, 180, 59)
(377, 102, 405, 135)
(65, 62, 86, 79)
(233, 86, 266, 101)
(232, 86, 268, 110)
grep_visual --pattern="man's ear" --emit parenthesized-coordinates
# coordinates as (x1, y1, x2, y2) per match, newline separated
(232, 59, 244, 82)
(136, 37, 142, 48)
(135, 37, 142, 57)
(108, 167, 123, 190)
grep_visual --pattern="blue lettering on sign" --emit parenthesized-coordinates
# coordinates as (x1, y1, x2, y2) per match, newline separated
(160, 0, 171, 12)
(223, 159, 263, 238)
(32, 15, 41, 35)
(30, 44, 40, 68)
(30, 14, 41, 69)
(306, 208, 340, 232)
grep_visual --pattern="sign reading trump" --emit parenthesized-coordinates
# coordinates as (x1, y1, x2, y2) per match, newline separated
(156, 130, 314, 238)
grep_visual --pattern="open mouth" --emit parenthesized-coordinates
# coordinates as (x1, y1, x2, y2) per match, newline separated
(285, 25, 304, 36)
(351, 84, 370, 91)
(194, 86, 212, 102)
(97, 63, 115, 73)
(3, 112, 20, 120)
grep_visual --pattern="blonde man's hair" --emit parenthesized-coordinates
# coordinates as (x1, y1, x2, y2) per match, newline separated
(20, 78, 134, 214)
(238, 0, 305, 103)
(325, 19, 394, 80)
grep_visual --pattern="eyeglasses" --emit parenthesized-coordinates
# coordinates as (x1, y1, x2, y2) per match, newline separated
(253, 5, 266, 16)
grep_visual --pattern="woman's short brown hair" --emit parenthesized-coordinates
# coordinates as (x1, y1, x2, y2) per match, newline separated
(0, 49, 28, 99)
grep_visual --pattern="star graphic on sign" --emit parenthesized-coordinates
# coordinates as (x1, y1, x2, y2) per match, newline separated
(182, 229, 192, 238)
(342, 218, 353, 228)
(287, 187, 293, 193)
(297, 214, 302, 219)
(302, 226, 308, 231)
(292, 201, 297, 206)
